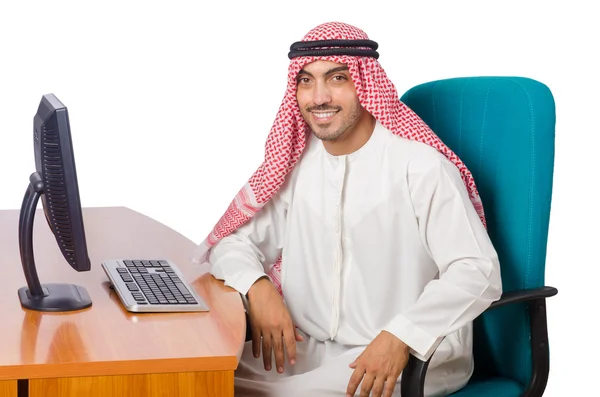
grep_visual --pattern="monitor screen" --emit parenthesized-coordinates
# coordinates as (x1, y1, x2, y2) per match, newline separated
(33, 94, 90, 272)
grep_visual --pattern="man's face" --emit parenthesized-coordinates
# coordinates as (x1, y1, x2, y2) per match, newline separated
(296, 60, 364, 141)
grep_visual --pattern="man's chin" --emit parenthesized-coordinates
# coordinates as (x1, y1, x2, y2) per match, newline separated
(311, 125, 339, 141)
(313, 131, 339, 141)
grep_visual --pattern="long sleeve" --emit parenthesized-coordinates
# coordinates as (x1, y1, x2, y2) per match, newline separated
(208, 189, 288, 296)
(383, 156, 503, 361)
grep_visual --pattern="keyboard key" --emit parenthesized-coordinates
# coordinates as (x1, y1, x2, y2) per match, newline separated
(175, 282, 191, 295)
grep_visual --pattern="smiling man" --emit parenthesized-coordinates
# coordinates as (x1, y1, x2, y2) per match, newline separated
(193, 22, 503, 397)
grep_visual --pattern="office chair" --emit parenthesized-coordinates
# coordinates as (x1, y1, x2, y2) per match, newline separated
(399, 76, 558, 397)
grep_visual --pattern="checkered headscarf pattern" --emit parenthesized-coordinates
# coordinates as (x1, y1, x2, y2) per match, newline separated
(193, 22, 486, 295)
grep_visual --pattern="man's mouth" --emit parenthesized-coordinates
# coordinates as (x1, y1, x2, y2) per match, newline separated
(311, 110, 339, 122)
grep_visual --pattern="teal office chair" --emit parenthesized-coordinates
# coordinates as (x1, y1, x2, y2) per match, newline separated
(399, 77, 558, 397)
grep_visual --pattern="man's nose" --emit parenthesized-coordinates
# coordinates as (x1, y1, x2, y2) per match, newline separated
(313, 82, 332, 105)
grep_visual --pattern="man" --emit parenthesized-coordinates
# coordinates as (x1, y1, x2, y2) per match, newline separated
(192, 21, 502, 397)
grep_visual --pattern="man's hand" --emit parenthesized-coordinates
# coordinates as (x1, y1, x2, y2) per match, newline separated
(247, 277, 303, 374)
(346, 331, 410, 397)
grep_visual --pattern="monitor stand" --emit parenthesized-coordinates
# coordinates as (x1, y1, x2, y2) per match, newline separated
(17, 173, 92, 312)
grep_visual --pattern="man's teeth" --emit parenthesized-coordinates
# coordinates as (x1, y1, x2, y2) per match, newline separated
(313, 112, 337, 119)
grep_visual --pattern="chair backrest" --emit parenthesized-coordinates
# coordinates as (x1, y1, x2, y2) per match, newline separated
(401, 77, 555, 386)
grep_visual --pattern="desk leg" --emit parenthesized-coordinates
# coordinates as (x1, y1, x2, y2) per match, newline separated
(0, 380, 17, 397)
(28, 371, 234, 397)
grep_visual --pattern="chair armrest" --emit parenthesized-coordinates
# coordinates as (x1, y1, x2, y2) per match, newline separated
(488, 286, 557, 310)
(400, 285, 558, 397)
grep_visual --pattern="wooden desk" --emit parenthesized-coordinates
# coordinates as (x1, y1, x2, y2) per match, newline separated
(0, 207, 246, 397)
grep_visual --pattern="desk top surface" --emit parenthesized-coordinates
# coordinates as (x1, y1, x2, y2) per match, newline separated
(0, 206, 246, 380)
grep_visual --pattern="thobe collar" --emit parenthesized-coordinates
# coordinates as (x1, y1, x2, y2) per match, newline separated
(308, 120, 387, 166)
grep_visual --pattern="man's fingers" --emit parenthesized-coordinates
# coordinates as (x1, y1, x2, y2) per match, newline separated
(251, 328, 261, 359)
(262, 335, 272, 371)
(371, 376, 386, 397)
(359, 373, 375, 397)
(346, 366, 365, 397)
(349, 354, 361, 369)
(283, 326, 297, 365)
(294, 327, 304, 342)
(382, 376, 397, 397)
(272, 331, 285, 373)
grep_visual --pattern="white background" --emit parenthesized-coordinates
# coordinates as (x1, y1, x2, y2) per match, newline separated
(1, 1, 597, 395)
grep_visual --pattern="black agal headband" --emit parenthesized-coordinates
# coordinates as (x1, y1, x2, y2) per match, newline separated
(288, 39, 379, 59)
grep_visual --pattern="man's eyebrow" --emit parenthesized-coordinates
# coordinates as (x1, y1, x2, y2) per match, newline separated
(297, 69, 313, 78)
(296, 66, 349, 79)
(324, 66, 349, 76)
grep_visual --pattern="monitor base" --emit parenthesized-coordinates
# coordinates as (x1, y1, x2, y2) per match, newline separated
(18, 283, 92, 312)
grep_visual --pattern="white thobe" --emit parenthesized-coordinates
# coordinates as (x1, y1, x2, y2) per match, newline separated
(208, 121, 503, 396)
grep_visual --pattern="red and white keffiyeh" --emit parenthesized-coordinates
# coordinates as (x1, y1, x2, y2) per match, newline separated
(192, 22, 486, 295)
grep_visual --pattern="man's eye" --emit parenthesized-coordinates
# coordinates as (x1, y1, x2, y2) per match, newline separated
(332, 75, 347, 82)
(298, 77, 310, 84)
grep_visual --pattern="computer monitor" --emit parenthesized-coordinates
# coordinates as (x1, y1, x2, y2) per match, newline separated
(17, 93, 92, 312)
